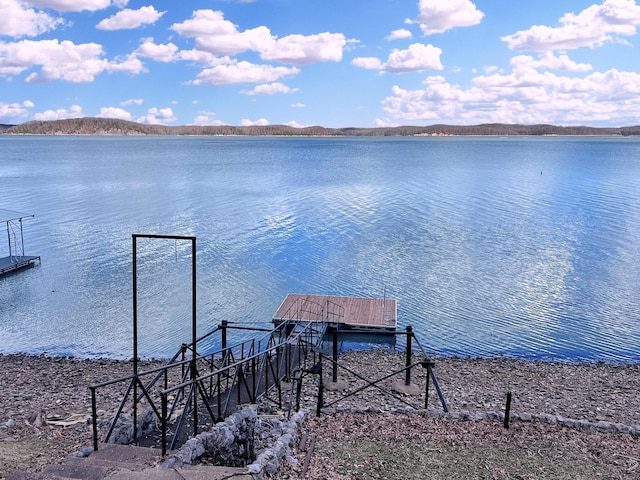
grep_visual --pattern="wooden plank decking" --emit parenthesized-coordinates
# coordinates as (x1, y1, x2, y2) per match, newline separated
(273, 294, 397, 330)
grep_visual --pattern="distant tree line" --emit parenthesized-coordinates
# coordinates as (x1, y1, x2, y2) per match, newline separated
(3, 117, 640, 137)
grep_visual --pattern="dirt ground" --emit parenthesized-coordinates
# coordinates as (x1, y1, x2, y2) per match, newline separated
(1, 350, 640, 479)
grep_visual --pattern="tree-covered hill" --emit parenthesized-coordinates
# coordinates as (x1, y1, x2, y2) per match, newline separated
(4, 117, 640, 136)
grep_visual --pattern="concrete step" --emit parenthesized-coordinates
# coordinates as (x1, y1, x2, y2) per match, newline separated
(6, 444, 253, 480)
(67, 444, 163, 471)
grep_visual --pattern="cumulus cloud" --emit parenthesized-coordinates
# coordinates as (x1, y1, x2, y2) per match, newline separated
(0, 0, 62, 37)
(510, 53, 592, 73)
(387, 29, 413, 41)
(502, 0, 640, 52)
(0, 100, 34, 122)
(24, 0, 127, 12)
(243, 82, 298, 96)
(121, 98, 143, 106)
(135, 39, 178, 62)
(240, 117, 269, 126)
(97, 106, 132, 120)
(408, 0, 484, 35)
(191, 112, 224, 126)
(261, 32, 346, 65)
(97, 5, 165, 31)
(380, 65, 640, 126)
(171, 10, 270, 55)
(190, 61, 299, 86)
(137, 107, 176, 125)
(0, 39, 143, 81)
(0, 39, 106, 82)
(34, 104, 82, 120)
(353, 43, 443, 73)
(171, 10, 347, 66)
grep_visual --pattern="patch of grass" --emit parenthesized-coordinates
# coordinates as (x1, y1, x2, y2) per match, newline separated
(317, 438, 634, 480)
(0, 436, 78, 478)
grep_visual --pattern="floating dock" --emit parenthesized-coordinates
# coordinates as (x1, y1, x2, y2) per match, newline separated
(0, 209, 40, 275)
(273, 293, 397, 330)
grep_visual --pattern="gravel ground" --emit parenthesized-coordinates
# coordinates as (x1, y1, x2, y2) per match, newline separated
(1, 350, 640, 478)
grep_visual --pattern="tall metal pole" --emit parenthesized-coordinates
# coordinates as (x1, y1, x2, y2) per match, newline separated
(191, 237, 198, 438)
(132, 235, 139, 444)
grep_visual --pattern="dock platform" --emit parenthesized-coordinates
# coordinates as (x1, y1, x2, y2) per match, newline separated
(273, 294, 397, 330)
(0, 255, 41, 275)
(1, 208, 40, 276)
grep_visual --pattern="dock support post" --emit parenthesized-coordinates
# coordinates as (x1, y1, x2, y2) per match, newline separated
(405, 326, 413, 386)
(332, 328, 338, 383)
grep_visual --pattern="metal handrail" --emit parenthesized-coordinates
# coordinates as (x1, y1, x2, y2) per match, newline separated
(90, 318, 326, 454)
(313, 326, 448, 415)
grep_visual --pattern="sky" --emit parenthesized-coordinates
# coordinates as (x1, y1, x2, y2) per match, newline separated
(1, 0, 640, 128)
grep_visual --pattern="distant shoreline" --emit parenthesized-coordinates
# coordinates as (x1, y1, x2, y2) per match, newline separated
(2, 117, 640, 137)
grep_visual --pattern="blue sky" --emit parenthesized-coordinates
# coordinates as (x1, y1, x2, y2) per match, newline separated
(1, 0, 640, 127)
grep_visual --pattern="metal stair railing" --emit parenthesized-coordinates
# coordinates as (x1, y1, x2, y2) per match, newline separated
(89, 318, 327, 455)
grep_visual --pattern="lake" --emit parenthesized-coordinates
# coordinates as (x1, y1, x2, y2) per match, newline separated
(1, 135, 639, 362)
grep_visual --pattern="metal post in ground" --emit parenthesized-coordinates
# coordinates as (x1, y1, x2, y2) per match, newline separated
(405, 326, 413, 386)
(221, 320, 228, 359)
(504, 392, 512, 429)
(316, 362, 324, 417)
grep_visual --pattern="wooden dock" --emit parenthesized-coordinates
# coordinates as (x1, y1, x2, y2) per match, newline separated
(273, 294, 397, 330)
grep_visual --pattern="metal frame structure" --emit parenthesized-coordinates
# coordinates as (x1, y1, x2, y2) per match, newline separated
(131, 234, 196, 444)
(0, 209, 40, 275)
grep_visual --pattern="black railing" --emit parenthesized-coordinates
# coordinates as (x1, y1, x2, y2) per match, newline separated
(314, 326, 448, 415)
(89, 318, 327, 455)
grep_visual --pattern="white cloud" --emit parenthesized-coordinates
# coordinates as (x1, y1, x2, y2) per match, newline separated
(511, 53, 592, 73)
(408, 0, 484, 35)
(191, 112, 224, 126)
(24, 0, 127, 12)
(172, 10, 347, 65)
(353, 43, 442, 73)
(34, 104, 82, 120)
(135, 40, 178, 62)
(291, 103, 305, 108)
(243, 82, 298, 96)
(380, 64, 640, 126)
(190, 61, 300, 86)
(0, 39, 144, 81)
(0, 39, 107, 82)
(178, 49, 223, 65)
(502, 0, 640, 52)
(352, 57, 383, 70)
(240, 117, 269, 126)
(261, 32, 346, 65)
(107, 53, 145, 74)
(387, 29, 413, 41)
(97, 5, 165, 31)
(0, 0, 62, 37)
(171, 10, 268, 55)
(137, 107, 176, 125)
(0, 100, 34, 122)
(97, 106, 132, 120)
(121, 98, 143, 106)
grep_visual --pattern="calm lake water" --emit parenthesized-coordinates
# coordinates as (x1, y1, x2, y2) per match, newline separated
(1, 135, 639, 362)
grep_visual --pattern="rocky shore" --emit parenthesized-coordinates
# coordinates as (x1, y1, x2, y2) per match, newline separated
(1, 350, 640, 478)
